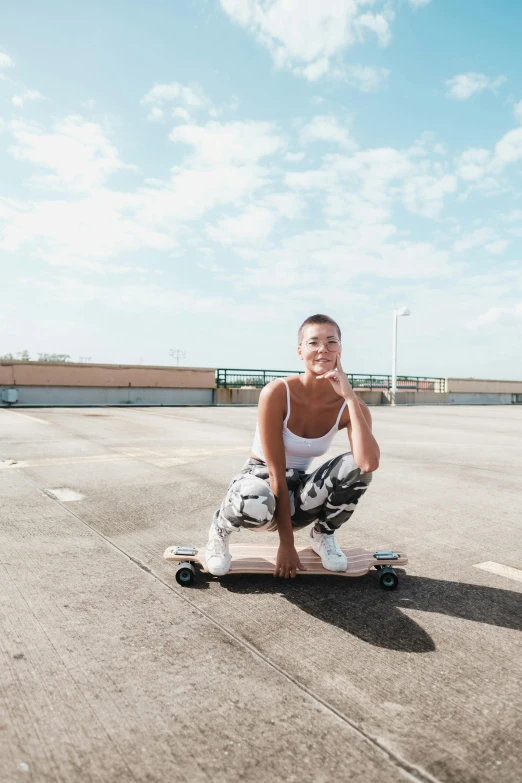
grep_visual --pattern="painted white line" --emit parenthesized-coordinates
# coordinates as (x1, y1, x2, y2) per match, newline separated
(0, 447, 248, 470)
(133, 410, 203, 423)
(473, 561, 522, 584)
(45, 488, 85, 502)
(0, 410, 50, 424)
(0, 455, 124, 469)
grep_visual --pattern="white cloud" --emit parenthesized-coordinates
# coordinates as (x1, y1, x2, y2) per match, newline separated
(445, 72, 507, 100)
(227, 222, 453, 292)
(18, 275, 287, 325)
(142, 81, 209, 109)
(206, 204, 278, 246)
(501, 210, 522, 224)
(147, 106, 165, 123)
(286, 139, 458, 220)
(218, 1, 419, 81)
(169, 120, 283, 164)
(473, 303, 522, 328)
(1, 116, 285, 272)
(355, 12, 393, 48)
(4, 87, 522, 358)
(266, 191, 303, 219)
(493, 127, 522, 168)
(0, 190, 177, 259)
(8, 116, 135, 191)
(294, 58, 330, 82)
(409, 0, 432, 7)
(172, 106, 191, 122)
(206, 191, 304, 247)
(220, 0, 357, 69)
(514, 100, 522, 124)
(455, 127, 522, 191)
(294, 61, 390, 91)
(44, 253, 149, 275)
(453, 226, 510, 255)
(402, 174, 458, 218)
(485, 239, 510, 255)
(0, 51, 14, 69)
(407, 131, 446, 159)
(12, 90, 44, 108)
(285, 168, 335, 191)
(300, 115, 355, 149)
(142, 81, 214, 122)
(456, 148, 491, 181)
(347, 64, 390, 92)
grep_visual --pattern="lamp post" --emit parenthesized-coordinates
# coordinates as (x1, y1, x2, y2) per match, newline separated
(391, 307, 411, 407)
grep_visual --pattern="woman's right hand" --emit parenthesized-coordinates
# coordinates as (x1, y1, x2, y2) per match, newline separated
(274, 542, 307, 579)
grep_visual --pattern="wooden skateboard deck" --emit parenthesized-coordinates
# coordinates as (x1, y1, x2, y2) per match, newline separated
(164, 544, 408, 589)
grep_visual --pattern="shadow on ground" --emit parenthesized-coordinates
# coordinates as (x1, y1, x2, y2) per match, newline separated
(214, 573, 522, 652)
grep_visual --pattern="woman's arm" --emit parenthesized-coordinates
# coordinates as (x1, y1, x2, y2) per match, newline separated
(345, 397, 380, 473)
(317, 356, 380, 473)
(257, 381, 306, 577)
(257, 381, 292, 542)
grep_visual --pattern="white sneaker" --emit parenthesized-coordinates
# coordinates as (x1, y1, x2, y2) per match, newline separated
(206, 517, 232, 575)
(310, 528, 348, 572)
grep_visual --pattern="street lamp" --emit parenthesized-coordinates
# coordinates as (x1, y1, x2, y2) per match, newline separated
(391, 307, 411, 407)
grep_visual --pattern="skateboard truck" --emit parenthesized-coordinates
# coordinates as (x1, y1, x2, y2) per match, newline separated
(174, 546, 197, 556)
(374, 551, 400, 560)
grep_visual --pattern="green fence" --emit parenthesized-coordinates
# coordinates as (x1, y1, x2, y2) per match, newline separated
(216, 369, 445, 393)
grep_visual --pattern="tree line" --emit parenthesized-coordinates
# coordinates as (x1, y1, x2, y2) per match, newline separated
(0, 351, 71, 362)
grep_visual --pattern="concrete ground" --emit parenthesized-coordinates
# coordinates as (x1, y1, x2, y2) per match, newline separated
(1, 404, 521, 783)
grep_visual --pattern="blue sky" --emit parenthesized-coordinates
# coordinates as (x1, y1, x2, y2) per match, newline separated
(1, 0, 522, 379)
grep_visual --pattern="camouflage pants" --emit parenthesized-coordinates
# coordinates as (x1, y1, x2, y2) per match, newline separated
(215, 452, 372, 535)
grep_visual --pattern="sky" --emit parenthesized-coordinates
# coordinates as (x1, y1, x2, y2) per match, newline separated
(1, 0, 522, 380)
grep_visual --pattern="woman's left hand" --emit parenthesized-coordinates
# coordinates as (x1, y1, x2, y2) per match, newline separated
(317, 355, 356, 400)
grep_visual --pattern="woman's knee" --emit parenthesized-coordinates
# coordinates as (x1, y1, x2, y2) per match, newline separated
(224, 476, 275, 527)
(335, 452, 373, 486)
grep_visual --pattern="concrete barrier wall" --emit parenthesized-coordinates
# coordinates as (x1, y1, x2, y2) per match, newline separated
(445, 377, 522, 393)
(215, 388, 384, 405)
(381, 391, 451, 405)
(0, 361, 215, 389)
(2, 386, 213, 407)
(3, 362, 522, 406)
(448, 392, 516, 405)
(215, 388, 262, 405)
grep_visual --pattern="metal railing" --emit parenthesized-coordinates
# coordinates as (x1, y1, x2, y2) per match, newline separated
(216, 369, 445, 393)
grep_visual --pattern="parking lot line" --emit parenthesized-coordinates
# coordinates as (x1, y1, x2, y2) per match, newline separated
(0, 410, 50, 424)
(473, 561, 522, 584)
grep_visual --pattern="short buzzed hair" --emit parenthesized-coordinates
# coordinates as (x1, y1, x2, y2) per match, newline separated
(298, 314, 341, 344)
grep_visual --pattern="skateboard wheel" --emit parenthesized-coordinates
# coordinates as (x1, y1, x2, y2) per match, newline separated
(379, 568, 398, 590)
(175, 562, 196, 587)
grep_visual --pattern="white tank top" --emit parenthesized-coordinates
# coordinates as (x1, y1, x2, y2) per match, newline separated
(251, 379, 347, 471)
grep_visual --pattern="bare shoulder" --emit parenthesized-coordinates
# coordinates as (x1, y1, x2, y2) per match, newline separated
(258, 378, 287, 416)
(259, 378, 287, 402)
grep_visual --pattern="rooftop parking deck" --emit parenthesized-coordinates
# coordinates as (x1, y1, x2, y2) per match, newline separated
(1, 405, 521, 783)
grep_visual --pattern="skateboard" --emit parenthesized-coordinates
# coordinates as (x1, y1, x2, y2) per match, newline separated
(164, 544, 407, 590)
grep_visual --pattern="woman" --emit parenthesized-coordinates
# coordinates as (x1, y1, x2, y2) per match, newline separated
(206, 313, 380, 578)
